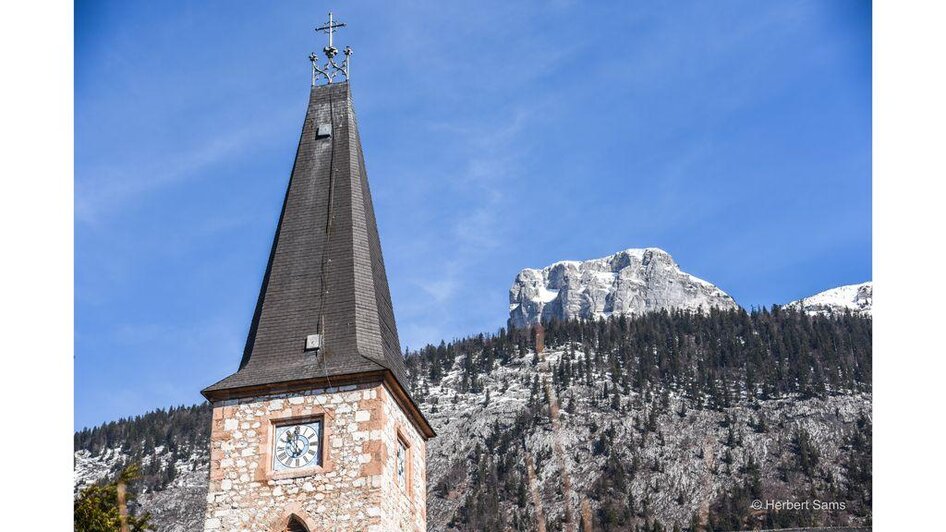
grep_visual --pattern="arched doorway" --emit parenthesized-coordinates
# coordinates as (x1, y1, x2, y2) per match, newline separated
(286, 515, 309, 532)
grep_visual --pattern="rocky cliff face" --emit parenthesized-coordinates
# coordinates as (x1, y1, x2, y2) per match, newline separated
(787, 282, 872, 316)
(422, 346, 871, 531)
(509, 248, 738, 328)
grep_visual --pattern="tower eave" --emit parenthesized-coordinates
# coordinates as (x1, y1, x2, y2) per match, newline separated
(201, 368, 436, 440)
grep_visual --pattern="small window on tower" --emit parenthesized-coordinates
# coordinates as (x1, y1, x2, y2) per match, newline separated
(396, 437, 408, 491)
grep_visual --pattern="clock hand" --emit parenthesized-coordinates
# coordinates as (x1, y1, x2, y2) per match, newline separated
(284, 432, 294, 455)
(289, 427, 302, 456)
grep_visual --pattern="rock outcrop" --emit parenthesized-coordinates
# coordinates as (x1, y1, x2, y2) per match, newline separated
(509, 248, 738, 328)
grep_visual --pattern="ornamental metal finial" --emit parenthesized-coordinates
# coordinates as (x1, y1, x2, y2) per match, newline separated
(311, 11, 352, 86)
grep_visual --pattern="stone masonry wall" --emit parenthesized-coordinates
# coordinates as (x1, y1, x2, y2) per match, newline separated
(204, 381, 426, 532)
(378, 385, 427, 532)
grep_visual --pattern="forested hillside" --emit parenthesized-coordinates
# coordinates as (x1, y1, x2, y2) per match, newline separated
(74, 403, 210, 493)
(75, 308, 872, 531)
(408, 306, 871, 405)
(408, 308, 871, 530)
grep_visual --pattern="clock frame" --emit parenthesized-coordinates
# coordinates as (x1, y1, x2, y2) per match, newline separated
(265, 414, 330, 479)
(273, 421, 322, 471)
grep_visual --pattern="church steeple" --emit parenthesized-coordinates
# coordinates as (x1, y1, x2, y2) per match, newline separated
(200, 8, 419, 404)
(201, 17, 431, 439)
(202, 18, 431, 531)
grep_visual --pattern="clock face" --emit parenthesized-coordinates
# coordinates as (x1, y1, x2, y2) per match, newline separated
(273, 422, 322, 471)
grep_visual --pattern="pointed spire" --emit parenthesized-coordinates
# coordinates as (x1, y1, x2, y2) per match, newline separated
(203, 82, 411, 403)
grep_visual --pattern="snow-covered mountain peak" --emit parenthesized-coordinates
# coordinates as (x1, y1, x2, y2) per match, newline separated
(509, 247, 738, 328)
(787, 281, 872, 316)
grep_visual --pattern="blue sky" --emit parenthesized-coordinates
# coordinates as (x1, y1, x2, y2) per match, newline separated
(75, 0, 871, 429)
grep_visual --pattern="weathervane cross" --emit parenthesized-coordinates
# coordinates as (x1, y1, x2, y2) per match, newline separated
(316, 12, 347, 51)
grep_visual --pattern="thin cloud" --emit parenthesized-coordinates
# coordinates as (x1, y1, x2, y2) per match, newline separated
(76, 114, 292, 226)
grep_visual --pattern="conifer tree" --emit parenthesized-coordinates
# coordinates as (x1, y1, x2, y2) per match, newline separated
(74, 464, 152, 531)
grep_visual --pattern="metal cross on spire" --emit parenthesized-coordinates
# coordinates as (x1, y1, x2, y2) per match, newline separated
(310, 11, 352, 86)
(316, 12, 346, 51)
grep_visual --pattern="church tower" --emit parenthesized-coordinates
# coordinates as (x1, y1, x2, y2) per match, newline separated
(201, 14, 434, 531)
